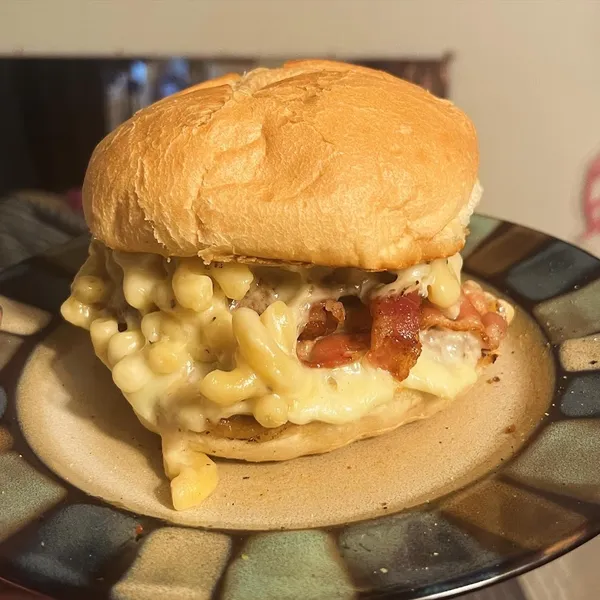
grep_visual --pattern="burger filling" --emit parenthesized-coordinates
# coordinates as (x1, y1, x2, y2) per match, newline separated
(61, 241, 513, 509)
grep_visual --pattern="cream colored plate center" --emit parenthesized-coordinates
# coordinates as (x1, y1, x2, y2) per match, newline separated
(17, 312, 552, 531)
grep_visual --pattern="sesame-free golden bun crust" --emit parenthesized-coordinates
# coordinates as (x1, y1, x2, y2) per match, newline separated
(84, 59, 479, 270)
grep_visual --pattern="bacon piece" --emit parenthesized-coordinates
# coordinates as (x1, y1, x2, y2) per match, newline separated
(463, 280, 497, 314)
(297, 293, 422, 379)
(422, 297, 485, 334)
(482, 311, 508, 350)
(366, 292, 422, 381)
(458, 292, 485, 321)
(342, 296, 372, 333)
(295, 282, 509, 377)
(421, 282, 509, 351)
(299, 299, 345, 340)
(297, 333, 370, 368)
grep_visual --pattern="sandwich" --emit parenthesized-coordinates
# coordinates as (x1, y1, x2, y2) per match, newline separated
(61, 59, 514, 510)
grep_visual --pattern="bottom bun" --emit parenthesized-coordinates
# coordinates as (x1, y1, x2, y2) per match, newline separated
(174, 387, 457, 462)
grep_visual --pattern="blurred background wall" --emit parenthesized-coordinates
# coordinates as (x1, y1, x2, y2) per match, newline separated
(1, 0, 599, 246)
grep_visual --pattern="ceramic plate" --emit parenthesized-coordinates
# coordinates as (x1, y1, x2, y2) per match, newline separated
(0, 215, 599, 600)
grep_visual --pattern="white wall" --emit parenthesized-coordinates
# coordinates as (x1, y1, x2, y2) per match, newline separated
(2, 0, 599, 243)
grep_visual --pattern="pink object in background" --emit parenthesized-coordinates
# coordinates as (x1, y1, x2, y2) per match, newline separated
(582, 152, 600, 239)
(578, 152, 600, 258)
(66, 187, 83, 213)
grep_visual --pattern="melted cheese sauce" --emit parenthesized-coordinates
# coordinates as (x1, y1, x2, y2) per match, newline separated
(61, 241, 482, 509)
(61, 242, 477, 430)
(406, 330, 480, 398)
(376, 253, 463, 309)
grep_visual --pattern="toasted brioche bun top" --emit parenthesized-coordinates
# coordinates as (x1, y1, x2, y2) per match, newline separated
(83, 59, 479, 270)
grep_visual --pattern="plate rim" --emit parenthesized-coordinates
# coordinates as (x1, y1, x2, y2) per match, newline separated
(1, 213, 599, 600)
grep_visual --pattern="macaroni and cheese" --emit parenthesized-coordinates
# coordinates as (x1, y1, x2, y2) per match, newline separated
(61, 240, 512, 509)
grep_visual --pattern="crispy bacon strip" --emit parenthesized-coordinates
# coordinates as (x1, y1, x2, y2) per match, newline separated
(296, 281, 509, 376)
(297, 294, 422, 379)
(342, 296, 372, 333)
(421, 281, 508, 350)
(482, 311, 508, 350)
(296, 297, 372, 368)
(463, 280, 498, 314)
(366, 292, 422, 380)
(421, 296, 482, 333)
(299, 300, 345, 341)
(297, 333, 370, 368)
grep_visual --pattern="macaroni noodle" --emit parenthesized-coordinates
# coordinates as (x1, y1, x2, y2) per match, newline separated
(199, 361, 267, 406)
(162, 434, 218, 511)
(173, 260, 214, 312)
(107, 330, 145, 367)
(209, 263, 254, 301)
